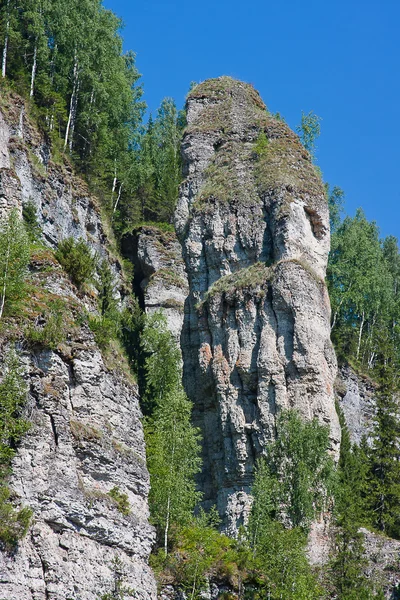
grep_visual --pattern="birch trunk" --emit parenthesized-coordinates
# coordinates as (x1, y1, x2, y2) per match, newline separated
(64, 51, 79, 151)
(1, 0, 10, 78)
(30, 42, 38, 97)
(356, 311, 365, 360)
(0, 233, 11, 319)
(112, 183, 123, 220)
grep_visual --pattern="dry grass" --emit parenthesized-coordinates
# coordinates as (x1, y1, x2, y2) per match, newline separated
(199, 262, 272, 307)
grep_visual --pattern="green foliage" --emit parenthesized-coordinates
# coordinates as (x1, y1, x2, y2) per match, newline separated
(250, 410, 334, 533)
(326, 184, 345, 233)
(151, 510, 245, 599)
(328, 209, 397, 370)
(296, 111, 321, 158)
(108, 486, 130, 516)
(55, 237, 97, 288)
(330, 404, 379, 598)
(0, 485, 33, 552)
(22, 200, 42, 242)
(0, 349, 32, 550)
(113, 98, 184, 234)
(253, 131, 269, 157)
(245, 411, 334, 599)
(140, 312, 181, 412)
(88, 259, 120, 349)
(25, 298, 67, 349)
(248, 521, 322, 600)
(98, 556, 135, 599)
(142, 312, 202, 554)
(366, 367, 400, 538)
(0, 348, 30, 474)
(146, 386, 202, 554)
(0, 208, 30, 319)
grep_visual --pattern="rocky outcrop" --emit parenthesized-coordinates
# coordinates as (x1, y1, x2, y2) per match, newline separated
(0, 93, 156, 599)
(0, 92, 120, 279)
(336, 364, 377, 445)
(175, 77, 340, 532)
(121, 226, 188, 343)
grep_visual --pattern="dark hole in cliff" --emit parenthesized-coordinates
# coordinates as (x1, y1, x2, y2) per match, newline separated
(120, 231, 145, 310)
(50, 414, 59, 446)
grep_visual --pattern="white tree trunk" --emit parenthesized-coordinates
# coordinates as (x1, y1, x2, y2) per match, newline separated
(356, 311, 365, 360)
(1, 0, 10, 79)
(0, 233, 11, 319)
(30, 42, 37, 97)
(64, 51, 79, 151)
(112, 183, 123, 219)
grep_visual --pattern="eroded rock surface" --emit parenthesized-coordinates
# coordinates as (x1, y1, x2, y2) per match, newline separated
(337, 364, 377, 445)
(0, 93, 120, 278)
(121, 226, 188, 343)
(0, 94, 156, 599)
(175, 77, 340, 532)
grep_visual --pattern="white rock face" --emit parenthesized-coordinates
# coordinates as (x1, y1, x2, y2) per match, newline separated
(0, 97, 156, 599)
(121, 226, 189, 344)
(337, 364, 376, 445)
(0, 97, 119, 278)
(0, 330, 156, 599)
(175, 77, 340, 532)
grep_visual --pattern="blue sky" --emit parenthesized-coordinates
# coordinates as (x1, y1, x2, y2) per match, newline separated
(105, 0, 400, 241)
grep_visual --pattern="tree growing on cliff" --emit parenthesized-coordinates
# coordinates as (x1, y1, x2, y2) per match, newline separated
(142, 313, 202, 555)
(0, 348, 32, 551)
(0, 208, 30, 320)
(366, 367, 400, 539)
(247, 411, 334, 599)
(297, 111, 321, 159)
(146, 388, 202, 556)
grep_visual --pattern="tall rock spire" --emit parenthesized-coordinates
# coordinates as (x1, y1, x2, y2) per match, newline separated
(175, 77, 340, 533)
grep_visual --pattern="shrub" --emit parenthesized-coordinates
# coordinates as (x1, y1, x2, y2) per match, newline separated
(25, 298, 67, 349)
(0, 486, 33, 552)
(108, 486, 130, 516)
(0, 208, 30, 319)
(55, 237, 96, 288)
(22, 201, 42, 242)
(0, 349, 32, 550)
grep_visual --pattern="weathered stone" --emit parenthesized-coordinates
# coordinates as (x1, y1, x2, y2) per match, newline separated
(121, 226, 188, 343)
(337, 364, 377, 445)
(0, 96, 156, 599)
(175, 77, 340, 532)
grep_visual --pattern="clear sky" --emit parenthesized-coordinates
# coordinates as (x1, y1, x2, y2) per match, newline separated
(105, 0, 400, 241)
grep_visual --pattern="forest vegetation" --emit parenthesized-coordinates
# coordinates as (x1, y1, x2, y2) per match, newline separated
(0, 1, 400, 599)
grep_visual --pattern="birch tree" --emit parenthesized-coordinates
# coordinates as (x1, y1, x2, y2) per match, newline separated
(0, 209, 30, 320)
(146, 388, 202, 555)
(142, 313, 202, 555)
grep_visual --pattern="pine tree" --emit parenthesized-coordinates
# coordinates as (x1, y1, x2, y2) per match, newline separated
(367, 366, 400, 538)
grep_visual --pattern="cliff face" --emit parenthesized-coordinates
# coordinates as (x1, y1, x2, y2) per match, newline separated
(337, 365, 377, 445)
(0, 94, 156, 599)
(121, 226, 188, 344)
(175, 77, 340, 531)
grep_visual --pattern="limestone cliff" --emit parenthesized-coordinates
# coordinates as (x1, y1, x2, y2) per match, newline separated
(175, 77, 340, 532)
(121, 226, 188, 344)
(0, 93, 156, 599)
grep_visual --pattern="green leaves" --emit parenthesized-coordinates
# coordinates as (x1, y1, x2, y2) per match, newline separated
(0, 208, 30, 319)
(328, 209, 398, 369)
(142, 312, 202, 554)
(296, 111, 321, 158)
(0, 348, 32, 551)
(250, 410, 334, 533)
(246, 411, 334, 599)
(55, 237, 96, 289)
